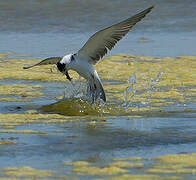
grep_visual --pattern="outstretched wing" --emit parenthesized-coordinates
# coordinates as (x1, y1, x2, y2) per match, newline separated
(78, 6, 153, 64)
(23, 57, 62, 69)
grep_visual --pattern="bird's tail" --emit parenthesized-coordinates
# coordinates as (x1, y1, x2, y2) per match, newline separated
(87, 72, 106, 102)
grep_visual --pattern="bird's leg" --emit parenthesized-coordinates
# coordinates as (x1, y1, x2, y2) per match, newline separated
(65, 71, 72, 81)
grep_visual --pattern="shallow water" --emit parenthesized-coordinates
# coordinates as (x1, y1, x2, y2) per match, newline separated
(0, 54, 196, 179)
(1, 0, 196, 58)
(0, 1, 196, 179)
(1, 0, 196, 33)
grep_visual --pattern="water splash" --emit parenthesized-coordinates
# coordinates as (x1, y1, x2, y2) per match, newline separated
(123, 71, 165, 108)
(54, 70, 165, 114)
(62, 77, 106, 106)
(50, 67, 88, 100)
(62, 76, 88, 100)
(123, 71, 138, 107)
(145, 72, 165, 106)
(42, 71, 167, 116)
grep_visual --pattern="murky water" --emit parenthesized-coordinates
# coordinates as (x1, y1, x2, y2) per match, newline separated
(0, 1, 196, 179)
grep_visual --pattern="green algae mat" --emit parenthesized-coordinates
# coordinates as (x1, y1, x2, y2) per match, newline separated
(0, 53, 196, 179)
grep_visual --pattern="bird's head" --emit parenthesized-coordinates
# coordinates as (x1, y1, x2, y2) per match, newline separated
(56, 54, 73, 73)
(56, 54, 73, 81)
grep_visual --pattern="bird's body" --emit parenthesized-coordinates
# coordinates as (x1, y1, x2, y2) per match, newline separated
(59, 53, 106, 101)
(23, 6, 154, 102)
(64, 54, 94, 80)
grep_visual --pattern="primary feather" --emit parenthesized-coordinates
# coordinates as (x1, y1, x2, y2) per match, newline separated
(78, 6, 153, 64)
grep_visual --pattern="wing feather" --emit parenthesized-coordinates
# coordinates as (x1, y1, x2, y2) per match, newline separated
(78, 6, 153, 64)
(23, 57, 62, 69)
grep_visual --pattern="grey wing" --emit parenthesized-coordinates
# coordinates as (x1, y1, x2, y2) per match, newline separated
(23, 57, 62, 69)
(78, 6, 153, 64)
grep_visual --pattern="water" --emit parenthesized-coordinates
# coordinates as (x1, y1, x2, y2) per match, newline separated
(0, 1, 196, 179)
(1, 0, 196, 58)
(1, 0, 196, 33)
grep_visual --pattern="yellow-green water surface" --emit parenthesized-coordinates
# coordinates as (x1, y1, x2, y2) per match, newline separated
(0, 53, 195, 179)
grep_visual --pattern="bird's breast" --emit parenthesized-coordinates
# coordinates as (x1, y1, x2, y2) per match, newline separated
(69, 58, 94, 80)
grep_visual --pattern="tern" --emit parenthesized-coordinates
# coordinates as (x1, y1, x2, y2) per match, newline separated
(23, 6, 153, 102)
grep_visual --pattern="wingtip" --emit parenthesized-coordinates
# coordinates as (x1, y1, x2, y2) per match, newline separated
(141, 6, 154, 16)
(150, 5, 154, 8)
(23, 66, 32, 69)
(148, 6, 154, 11)
(145, 6, 154, 11)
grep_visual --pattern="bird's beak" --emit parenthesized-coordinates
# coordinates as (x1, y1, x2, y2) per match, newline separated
(56, 62, 72, 81)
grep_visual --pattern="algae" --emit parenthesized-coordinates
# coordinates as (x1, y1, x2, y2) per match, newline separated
(0, 113, 71, 128)
(138, 37, 150, 43)
(112, 157, 142, 161)
(67, 159, 145, 176)
(0, 53, 196, 108)
(0, 84, 43, 96)
(0, 130, 46, 134)
(55, 176, 79, 180)
(0, 53, 196, 180)
(94, 174, 181, 180)
(41, 98, 101, 116)
(2, 166, 54, 177)
(73, 166, 127, 175)
(146, 153, 196, 175)
(0, 141, 17, 145)
(0, 97, 30, 102)
(41, 98, 161, 116)
(156, 153, 196, 166)
(109, 161, 144, 168)
(0, 58, 78, 81)
(67, 160, 127, 175)
(0, 53, 196, 118)
(66, 161, 90, 167)
(0, 84, 43, 102)
(66, 153, 196, 178)
(67, 160, 143, 176)
(0, 52, 13, 59)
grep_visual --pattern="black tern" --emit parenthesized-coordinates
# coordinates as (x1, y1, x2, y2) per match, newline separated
(23, 6, 154, 102)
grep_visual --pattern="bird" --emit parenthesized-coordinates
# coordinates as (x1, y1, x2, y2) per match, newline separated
(23, 6, 154, 102)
